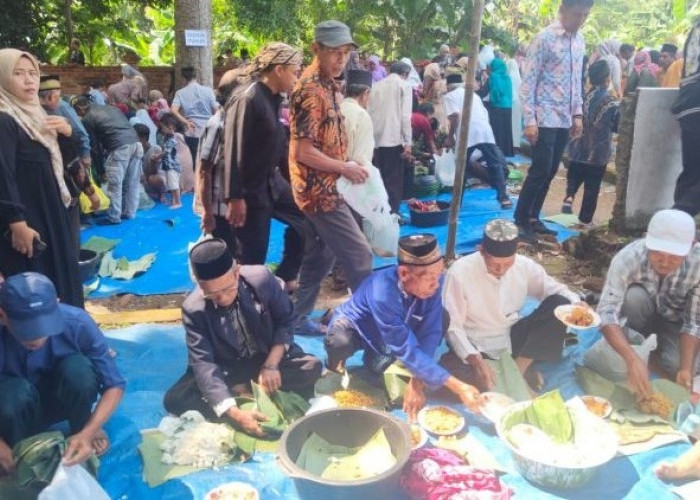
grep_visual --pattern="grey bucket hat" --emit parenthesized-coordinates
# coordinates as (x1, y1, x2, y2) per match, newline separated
(314, 20, 358, 48)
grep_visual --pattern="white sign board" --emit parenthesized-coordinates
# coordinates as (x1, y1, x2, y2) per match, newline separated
(185, 30, 208, 47)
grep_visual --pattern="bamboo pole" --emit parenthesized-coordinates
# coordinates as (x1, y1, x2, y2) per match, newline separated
(445, 0, 486, 264)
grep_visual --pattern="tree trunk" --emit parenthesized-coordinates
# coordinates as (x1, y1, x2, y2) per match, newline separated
(611, 94, 638, 234)
(64, 0, 73, 48)
(174, 0, 213, 89)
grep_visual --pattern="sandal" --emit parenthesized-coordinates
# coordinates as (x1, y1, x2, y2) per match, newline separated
(499, 198, 513, 209)
(561, 197, 573, 214)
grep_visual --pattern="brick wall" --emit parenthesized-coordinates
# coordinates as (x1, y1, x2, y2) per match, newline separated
(41, 65, 228, 100)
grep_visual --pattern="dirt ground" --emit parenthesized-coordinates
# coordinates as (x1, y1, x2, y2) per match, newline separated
(85, 162, 619, 319)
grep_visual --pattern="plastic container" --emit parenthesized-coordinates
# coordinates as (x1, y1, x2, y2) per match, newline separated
(78, 249, 102, 283)
(409, 200, 450, 227)
(277, 407, 411, 500)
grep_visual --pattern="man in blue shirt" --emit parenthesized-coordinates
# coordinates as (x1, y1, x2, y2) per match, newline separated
(325, 234, 482, 421)
(0, 272, 124, 475)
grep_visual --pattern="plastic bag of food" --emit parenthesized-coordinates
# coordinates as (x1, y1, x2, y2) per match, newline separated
(362, 214, 400, 257)
(38, 463, 109, 500)
(337, 165, 392, 229)
(435, 150, 456, 187)
(584, 330, 657, 382)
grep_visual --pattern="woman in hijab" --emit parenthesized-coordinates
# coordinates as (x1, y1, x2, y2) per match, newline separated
(487, 58, 514, 156)
(625, 51, 660, 96)
(506, 55, 523, 153)
(591, 39, 622, 98)
(422, 62, 448, 133)
(0, 48, 83, 307)
(369, 55, 387, 82)
(400, 57, 422, 89)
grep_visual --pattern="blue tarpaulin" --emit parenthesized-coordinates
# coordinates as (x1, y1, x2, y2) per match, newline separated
(99, 320, 688, 500)
(81, 190, 576, 298)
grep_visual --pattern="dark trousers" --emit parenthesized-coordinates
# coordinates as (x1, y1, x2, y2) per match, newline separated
(673, 114, 700, 216)
(374, 145, 405, 214)
(68, 202, 81, 256)
(184, 135, 199, 167)
(234, 190, 306, 283)
(514, 127, 570, 225)
(325, 317, 393, 374)
(212, 214, 239, 258)
(439, 295, 570, 389)
(565, 161, 606, 223)
(163, 352, 322, 421)
(467, 143, 509, 201)
(0, 354, 99, 446)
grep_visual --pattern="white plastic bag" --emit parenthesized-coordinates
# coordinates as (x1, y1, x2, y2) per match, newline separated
(337, 166, 392, 229)
(583, 331, 657, 382)
(38, 463, 109, 500)
(362, 214, 400, 257)
(435, 149, 457, 187)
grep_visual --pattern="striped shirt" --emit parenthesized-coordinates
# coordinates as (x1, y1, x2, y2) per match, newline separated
(597, 240, 700, 337)
(195, 112, 227, 216)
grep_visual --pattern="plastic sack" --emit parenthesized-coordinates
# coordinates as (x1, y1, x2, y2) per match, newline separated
(584, 330, 657, 382)
(337, 166, 392, 229)
(362, 213, 400, 258)
(38, 463, 109, 500)
(435, 149, 456, 187)
(78, 184, 110, 214)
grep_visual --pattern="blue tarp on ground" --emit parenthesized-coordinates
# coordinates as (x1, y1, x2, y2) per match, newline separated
(99, 321, 688, 500)
(81, 190, 576, 298)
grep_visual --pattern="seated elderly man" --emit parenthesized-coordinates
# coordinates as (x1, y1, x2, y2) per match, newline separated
(164, 239, 322, 437)
(595, 209, 700, 396)
(325, 234, 482, 421)
(442, 219, 582, 391)
(0, 272, 124, 474)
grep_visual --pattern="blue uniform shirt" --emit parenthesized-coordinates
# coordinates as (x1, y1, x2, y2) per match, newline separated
(0, 303, 125, 391)
(335, 266, 450, 388)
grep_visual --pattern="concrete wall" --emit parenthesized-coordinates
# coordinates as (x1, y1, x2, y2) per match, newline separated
(625, 87, 681, 230)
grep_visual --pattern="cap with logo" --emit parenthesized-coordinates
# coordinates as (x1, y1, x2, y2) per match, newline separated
(0, 272, 64, 341)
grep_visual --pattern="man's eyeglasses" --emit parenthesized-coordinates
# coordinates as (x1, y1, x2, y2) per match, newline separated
(202, 281, 238, 300)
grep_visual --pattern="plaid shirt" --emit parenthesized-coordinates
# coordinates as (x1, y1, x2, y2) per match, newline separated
(520, 20, 584, 129)
(597, 239, 700, 338)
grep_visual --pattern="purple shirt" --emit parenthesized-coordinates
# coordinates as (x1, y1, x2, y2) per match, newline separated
(520, 20, 584, 129)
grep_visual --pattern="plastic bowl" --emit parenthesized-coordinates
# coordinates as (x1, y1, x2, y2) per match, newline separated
(277, 408, 411, 500)
(496, 401, 618, 489)
(78, 249, 102, 283)
(409, 200, 450, 227)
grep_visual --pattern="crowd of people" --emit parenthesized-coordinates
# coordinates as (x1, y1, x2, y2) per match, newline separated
(1, 0, 700, 487)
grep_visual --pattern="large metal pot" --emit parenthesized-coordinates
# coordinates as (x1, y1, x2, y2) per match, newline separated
(277, 407, 411, 500)
(496, 401, 618, 489)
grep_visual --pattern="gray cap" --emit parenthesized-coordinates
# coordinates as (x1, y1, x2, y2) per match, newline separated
(314, 20, 358, 48)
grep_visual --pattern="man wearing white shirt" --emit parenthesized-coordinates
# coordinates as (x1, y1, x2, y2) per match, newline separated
(442, 219, 581, 390)
(443, 73, 511, 209)
(368, 62, 413, 213)
(341, 69, 374, 167)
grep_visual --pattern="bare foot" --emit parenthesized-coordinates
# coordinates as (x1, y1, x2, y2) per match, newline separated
(159, 194, 168, 204)
(524, 366, 544, 393)
(91, 429, 110, 457)
(656, 442, 700, 480)
(169, 203, 182, 210)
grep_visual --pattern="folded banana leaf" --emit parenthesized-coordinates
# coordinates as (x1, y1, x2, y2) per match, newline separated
(485, 354, 532, 403)
(383, 361, 412, 406)
(81, 236, 120, 254)
(501, 390, 574, 444)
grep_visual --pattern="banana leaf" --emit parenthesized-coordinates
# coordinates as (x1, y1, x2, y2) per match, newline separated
(81, 236, 120, 254)
(138, 429, 205, 487)
(502, 390, 574, 444)
(383, 361, 412, 406)
(485, 354, 532, 402)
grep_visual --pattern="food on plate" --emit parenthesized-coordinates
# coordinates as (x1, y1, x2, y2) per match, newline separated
(636, 392, 674, 420)
(158, 411, 236, 468)
(581, 395, 612, 418)
(419, 406, 464, 434)
(410, 425, 422, 447)
(479, 392, 515, 423)
(205, 482, 259, 500)
(408, 199, 442, 212)
(565, 307, 594, 327)
(333, 389, 376, 408)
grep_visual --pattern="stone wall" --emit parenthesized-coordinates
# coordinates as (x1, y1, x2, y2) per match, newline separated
(41, 65, 228, 99)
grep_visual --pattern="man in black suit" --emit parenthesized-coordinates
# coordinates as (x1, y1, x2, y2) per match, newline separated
(163, 238, 322, 436)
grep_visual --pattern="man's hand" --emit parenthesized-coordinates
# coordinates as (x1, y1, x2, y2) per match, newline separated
(88, 192, 100, 211)
(200, 211, 215, 233)
(340, 161, 368, 184)
(225, 198, 247, 228)
(258, 366, 282, 394)
(0, 439, 15, 475)
(466, 353, 495, 391)
(9, 221, 40, 258)
(63, 432, 94, 466)
(443, 135, 455, 149)
(228, 407, 268, 437)
(626, 354, 652, 398)
(524, 125, 538, 145)
(401, 145, 412, 160)
(676, 369, 693, 392)
(403, 378, 427, 423)
(45, 115, 72, 137)
(570, 117, 583, 139)
(455, 382, 482, 412)
(80, 155, 92, 169)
